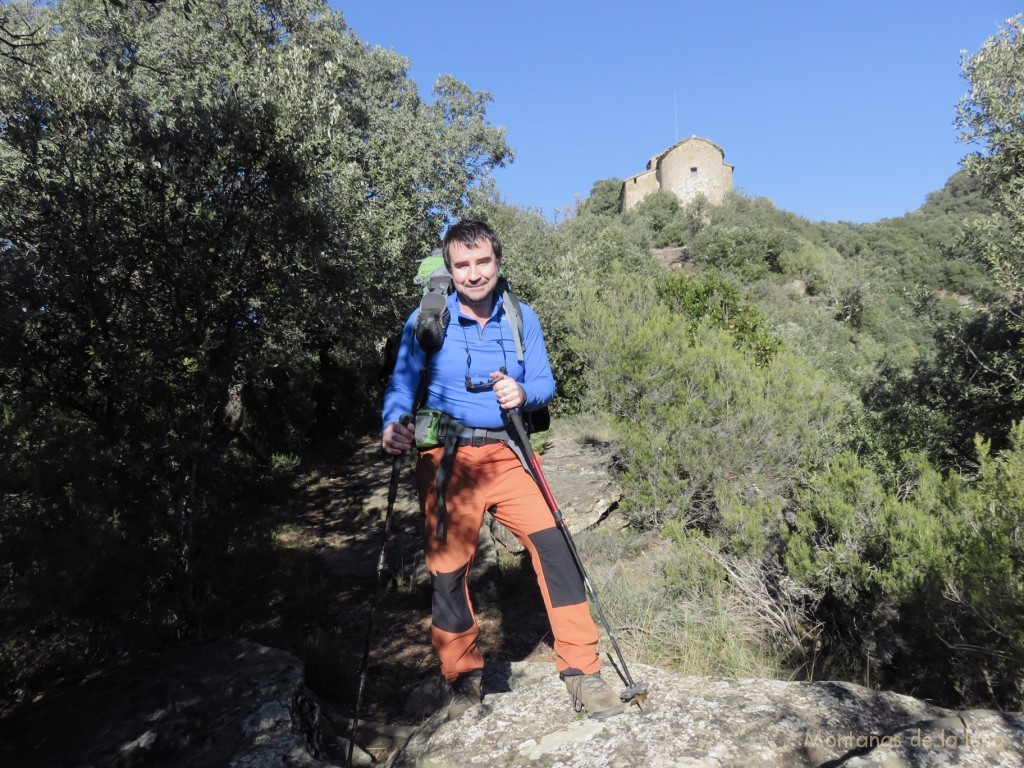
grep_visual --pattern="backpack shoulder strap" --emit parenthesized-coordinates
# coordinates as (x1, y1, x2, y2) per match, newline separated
(414, 267, 452, 355)
(498, 277, 525, 363)
(411, 266, 453, 412)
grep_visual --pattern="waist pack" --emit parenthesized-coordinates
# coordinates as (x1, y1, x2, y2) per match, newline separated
(414, 409, 511, 450)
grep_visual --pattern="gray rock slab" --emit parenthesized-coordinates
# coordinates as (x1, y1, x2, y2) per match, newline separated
(385, 662, 1024, 768)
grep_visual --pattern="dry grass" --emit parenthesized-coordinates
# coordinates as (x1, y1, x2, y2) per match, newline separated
(576, 523, 795, 681)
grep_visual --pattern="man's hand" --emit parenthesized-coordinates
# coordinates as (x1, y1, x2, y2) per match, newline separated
(383, 418, 415, 455)
(490, 370, 525, 411)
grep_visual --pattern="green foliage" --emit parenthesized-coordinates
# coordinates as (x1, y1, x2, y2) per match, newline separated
(920, 168, 994, 223)
(693, 222, 798, 276)
(656, 271, 781, 366)
(623, 191, 686, 247)
(863, 308, 1024, 466)
(783, 426, 1024, 706)
(784, 452, 951, 605)
(782, 450, 949, 693)
(577, 178, 623, 217)
(675, 181, 995, 382)
(0, 0, 509, 657)
(840, 16, 1024, 525)
(945, 422, 1024, 704)
(957, 15, 1024, 295)
(573, 272, 843, 535)
(954, 15, 1024, 402)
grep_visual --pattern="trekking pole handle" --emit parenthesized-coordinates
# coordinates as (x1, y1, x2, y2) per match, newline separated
(387, 413, 414, 477)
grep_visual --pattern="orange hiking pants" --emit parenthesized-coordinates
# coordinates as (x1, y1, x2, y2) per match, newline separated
(417, 442, 601, 682)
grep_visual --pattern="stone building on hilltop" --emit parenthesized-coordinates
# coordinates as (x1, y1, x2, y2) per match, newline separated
(620, 136, 734, 212)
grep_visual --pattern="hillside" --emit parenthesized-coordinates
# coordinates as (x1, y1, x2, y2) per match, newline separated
(468, 164, 1024, 710)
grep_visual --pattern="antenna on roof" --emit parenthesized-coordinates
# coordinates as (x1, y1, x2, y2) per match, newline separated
(674, 91, 679, 142)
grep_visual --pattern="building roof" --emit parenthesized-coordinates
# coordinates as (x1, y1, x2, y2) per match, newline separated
(622, 168, 656, 184)
(646, 135, 727, 171)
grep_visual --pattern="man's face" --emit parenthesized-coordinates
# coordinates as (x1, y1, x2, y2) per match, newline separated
(448, 238, 500, 307)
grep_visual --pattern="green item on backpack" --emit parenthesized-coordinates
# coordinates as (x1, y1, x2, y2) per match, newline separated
(414, 250, 452, 356)
(415, 251, 446, 282)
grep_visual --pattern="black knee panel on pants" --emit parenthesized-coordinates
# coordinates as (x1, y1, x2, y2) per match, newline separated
(431, 563, 474, 633)
(528, 527, 586, 608)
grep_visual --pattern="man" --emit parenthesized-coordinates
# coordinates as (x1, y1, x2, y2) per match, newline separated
(382, 220, 624, 720)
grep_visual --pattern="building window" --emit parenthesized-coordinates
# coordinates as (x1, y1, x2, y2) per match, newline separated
(690, 167, 698, 176)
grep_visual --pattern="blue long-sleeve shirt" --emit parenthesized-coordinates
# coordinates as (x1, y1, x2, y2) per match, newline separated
(382, 290, 555, 431)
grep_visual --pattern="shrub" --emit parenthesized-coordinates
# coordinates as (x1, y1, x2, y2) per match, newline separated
(692, 224, 798, 276)
(943, 422, 1024, 705)
(578, 178, 624, 218)
(623, 191, 686, 247)
(656, 271, 781, 366)
(572, 273, 843, 539)
(783, 427, 1024, 707)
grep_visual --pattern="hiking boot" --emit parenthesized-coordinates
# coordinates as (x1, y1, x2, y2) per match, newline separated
(561, 672, 625, 719)
(447, 671, 483, 720)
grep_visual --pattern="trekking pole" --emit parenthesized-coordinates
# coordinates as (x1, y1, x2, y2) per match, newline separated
(347, 412, 413, 767)
(507, 410, 649, 706)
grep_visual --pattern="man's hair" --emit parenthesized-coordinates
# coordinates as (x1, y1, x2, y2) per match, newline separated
(442, 220, 502, 268)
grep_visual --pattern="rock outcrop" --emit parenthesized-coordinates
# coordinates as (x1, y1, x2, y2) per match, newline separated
(386, 661, 1024, 768)
(0, 639, 335, 768)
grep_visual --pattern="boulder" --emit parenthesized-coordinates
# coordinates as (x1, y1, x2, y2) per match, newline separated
(536, 435, 622, 535)
(0, 639, 337, 768)
(385, 661, 1024, 768)
(649, 246, 690, 267)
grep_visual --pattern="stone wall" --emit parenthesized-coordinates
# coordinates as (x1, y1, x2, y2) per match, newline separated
(620, 168, 660, 211)
(620, 136, 734, 212)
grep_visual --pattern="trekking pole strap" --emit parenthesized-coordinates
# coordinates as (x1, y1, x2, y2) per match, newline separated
(434, 424, 461, 543)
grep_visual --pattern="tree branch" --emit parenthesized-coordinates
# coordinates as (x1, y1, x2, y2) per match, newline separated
(0, 3, 47, 67)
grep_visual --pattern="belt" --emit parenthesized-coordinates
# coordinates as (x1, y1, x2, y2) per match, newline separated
(444, 426, 510, 447)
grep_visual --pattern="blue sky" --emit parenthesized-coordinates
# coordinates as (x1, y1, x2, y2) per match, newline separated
(330, 1, 1020, 224)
